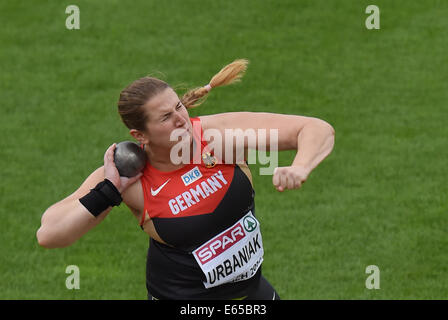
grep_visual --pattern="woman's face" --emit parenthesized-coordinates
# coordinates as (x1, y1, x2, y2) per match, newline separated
(142, 87, 192, 150)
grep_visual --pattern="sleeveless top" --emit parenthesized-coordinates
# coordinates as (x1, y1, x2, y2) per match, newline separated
(139, 117, 264, 299)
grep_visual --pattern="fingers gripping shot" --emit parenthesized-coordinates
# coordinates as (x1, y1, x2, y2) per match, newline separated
(36, 59, 335, 300)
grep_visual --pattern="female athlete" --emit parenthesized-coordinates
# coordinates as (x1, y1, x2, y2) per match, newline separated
(36, 59, 335, 300)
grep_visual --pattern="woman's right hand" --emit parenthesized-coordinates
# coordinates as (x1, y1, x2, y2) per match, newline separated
(104, 143, 143, 193)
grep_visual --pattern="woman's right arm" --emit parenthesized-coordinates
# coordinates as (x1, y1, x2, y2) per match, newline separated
(36, 144, 141, 248)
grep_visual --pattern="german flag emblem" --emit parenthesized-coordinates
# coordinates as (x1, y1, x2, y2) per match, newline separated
(202, 151, 217, 168)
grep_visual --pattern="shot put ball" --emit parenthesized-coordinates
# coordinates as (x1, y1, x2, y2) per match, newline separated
(113, 141, 147, 177)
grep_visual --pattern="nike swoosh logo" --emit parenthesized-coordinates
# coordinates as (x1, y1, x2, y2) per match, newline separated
(151, 179, 171, 196)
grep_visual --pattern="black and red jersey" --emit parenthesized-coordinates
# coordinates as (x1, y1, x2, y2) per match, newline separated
(139, 117, 262, 299)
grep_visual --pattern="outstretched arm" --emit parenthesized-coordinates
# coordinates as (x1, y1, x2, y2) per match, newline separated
(36, 144, 141, 248)
(274, 116, 335, 191)
(199, 112, 335, 191)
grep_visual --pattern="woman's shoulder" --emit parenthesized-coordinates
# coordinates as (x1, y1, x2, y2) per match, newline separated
(197, 112, 256, 131)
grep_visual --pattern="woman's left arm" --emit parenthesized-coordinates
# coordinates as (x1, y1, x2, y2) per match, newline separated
(199, 112, 335, 192)
(275, 115, 335, 191)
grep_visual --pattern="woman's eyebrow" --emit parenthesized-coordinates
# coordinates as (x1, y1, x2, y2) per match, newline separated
(161, 101, 181, 118)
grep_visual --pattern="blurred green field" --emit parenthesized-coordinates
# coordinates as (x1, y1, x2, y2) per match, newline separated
(1, 0, 447, 299)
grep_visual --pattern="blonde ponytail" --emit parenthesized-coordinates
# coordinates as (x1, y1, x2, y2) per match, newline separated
(181, 59, 249, 109)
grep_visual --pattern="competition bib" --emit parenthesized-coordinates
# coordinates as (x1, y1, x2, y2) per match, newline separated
(192, 211, 264, 289)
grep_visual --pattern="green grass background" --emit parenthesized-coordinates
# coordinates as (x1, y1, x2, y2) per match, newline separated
(1, 0, 447, 299)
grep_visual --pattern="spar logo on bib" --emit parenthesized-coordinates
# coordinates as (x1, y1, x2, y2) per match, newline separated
(194, 222, 246, 265)
(192, 211, 264, 289)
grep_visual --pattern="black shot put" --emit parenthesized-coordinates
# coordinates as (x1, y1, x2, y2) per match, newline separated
(113, 141, 147, 177)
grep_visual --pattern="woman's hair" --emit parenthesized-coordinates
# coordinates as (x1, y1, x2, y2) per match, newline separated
(118, 59, 249, 131)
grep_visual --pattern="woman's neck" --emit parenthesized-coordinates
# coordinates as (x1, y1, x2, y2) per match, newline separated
(145, 140, 196, 172)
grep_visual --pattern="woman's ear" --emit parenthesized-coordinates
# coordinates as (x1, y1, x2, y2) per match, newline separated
(130, 129, 150, 145)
